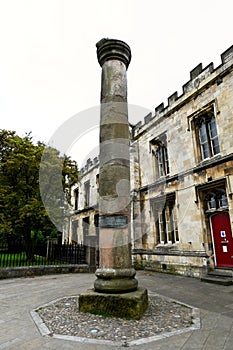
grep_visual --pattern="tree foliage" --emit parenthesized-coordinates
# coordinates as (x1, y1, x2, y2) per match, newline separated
(0, 130, 78, 260)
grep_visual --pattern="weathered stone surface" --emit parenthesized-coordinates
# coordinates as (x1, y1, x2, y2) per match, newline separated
(94, 267, 138, 293)
(94, 277, 138, 293)
(96, 38, 131, 69)
(0, 265, 90, 279)
(96, 37, 141, 295)
(79, 287, 148, 320)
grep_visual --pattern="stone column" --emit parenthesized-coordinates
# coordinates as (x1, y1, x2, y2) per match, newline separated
(78, 39, 148, 320)
(94, 38, 138, 293)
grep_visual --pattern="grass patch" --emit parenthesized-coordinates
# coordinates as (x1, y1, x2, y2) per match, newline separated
(0, 252, 63, 268)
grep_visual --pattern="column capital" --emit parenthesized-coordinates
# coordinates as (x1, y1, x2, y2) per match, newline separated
(96, 38, 131, 69)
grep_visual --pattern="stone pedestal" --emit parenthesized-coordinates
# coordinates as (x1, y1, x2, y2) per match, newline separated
(79, 287, 148, 320)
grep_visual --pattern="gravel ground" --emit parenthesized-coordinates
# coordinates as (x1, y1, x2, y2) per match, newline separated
(36, 294, 193, 343)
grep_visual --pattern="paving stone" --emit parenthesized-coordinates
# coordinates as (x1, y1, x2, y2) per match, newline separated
(35, 293, 195, 343)
(203, 332, 229, 349)
(0, 271, 233, 349)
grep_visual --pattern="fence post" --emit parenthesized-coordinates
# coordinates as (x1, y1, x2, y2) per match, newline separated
(85, 236, 98, 272)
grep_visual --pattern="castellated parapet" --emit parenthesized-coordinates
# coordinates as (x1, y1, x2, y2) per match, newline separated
(79, 45, 233, 175)
(79, 156, 99, 176)
(133, 45, 233, 137)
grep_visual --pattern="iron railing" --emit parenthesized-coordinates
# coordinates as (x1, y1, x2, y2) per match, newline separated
(0, 241, 87, 268)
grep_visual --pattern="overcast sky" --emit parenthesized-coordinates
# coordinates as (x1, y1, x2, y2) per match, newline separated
(0, 0, 232, 166)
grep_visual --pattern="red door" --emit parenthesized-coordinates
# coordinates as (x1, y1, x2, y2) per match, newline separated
(210, 212, 233, 267)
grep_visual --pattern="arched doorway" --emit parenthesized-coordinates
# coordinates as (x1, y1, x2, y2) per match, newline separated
(210, 212, 233, 267)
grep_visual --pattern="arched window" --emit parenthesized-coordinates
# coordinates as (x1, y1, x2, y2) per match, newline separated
(151, 195, 178, 244)
(195, 106, 220, 160)
(150, 135, 170, 178)
(204, 188, 228, 211)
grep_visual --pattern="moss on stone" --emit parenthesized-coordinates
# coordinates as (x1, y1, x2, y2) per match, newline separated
(79, 287, 148, 320)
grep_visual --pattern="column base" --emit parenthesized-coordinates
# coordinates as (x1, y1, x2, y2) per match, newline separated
(79, 287, 148, 320)
(94, 268, 138, 293)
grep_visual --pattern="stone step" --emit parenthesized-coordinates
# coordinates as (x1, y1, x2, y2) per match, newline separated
(201, 275, 233, 286)
(208, 268, 233, 278)
(208, 269, 233, 277)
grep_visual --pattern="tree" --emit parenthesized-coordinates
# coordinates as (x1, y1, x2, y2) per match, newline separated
(0, 130, 78, 261)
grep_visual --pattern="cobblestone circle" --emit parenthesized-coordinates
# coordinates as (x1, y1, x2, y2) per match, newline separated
(36, 294, 193, 343)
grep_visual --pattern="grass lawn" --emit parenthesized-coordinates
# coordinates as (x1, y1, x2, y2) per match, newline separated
(0, 251, 63, 268)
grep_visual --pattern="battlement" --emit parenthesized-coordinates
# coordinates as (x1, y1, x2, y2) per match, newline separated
(79, 156, 99, 175)
(79, 45, 233, 164)
(133, 45, 233, 137)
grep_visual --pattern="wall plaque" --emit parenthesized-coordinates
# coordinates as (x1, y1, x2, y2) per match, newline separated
(99, 215, 128, 228)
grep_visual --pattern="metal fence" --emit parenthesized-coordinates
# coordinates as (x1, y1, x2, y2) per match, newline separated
(0, 241, 87, 268)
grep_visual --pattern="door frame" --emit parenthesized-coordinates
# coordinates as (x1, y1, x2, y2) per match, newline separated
(209, 211, 232, 267)
(210, 213, 218, 266)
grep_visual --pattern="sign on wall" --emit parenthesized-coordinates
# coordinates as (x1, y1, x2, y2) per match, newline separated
(99, 215, 128, 229)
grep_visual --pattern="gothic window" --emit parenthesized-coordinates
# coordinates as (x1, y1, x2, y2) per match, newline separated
(82, 217, 89, 245)
(150, 135, 169, 178)
(84, 180, 90, 207)
(71, 220, 79, 242)
(96, 174, 99, 193)
(74, 188, 79, 211)
(151, 195, 178, 244)
(204, 188, 228, 211)
(194, 105, 220, 160)
(157, 146, 169, 177)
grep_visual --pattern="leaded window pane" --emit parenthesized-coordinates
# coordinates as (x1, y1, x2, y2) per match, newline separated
(199, 121, 210, 159)
(157, 146, 169, 177)
(208, 196, 216, 209)
(209, 117, 217, 138)
(165, 148, 170, 174)
(156, 199, 179, 244)
(197, 109, 220, 160)
(219, 194, 228, 208)
(204, 188, 228, 211)
(200, 121, 208, 142)
(158, 148, 164, 177)
(159, 211, 165, 242)
(212, 138, 220, 155)
(209, 116, 220, 155)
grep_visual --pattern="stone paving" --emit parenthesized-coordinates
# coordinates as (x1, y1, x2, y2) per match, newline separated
(0, 270, 233, 349)
(33, 293, 197, 346)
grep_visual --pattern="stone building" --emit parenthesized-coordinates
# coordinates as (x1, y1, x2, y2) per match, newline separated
(64, 45, 233, 277)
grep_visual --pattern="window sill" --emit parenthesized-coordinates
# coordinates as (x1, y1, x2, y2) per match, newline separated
(205, 207, 228, 214)
(156, 243, 179, 249)
(193, 153, 233, 173)
(199, 153, 221, 164)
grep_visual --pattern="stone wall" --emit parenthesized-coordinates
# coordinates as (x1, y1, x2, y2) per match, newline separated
(132, 45, 233, 275)
(0, 264, 90, 279)
(65, 45, 233, 277)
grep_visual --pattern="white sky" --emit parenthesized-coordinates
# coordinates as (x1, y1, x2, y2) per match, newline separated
(0, 0, 232, 167)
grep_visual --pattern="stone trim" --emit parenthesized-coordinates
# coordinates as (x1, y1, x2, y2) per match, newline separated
(133, 249, 208, 258)
(0, 264, 90, 279)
